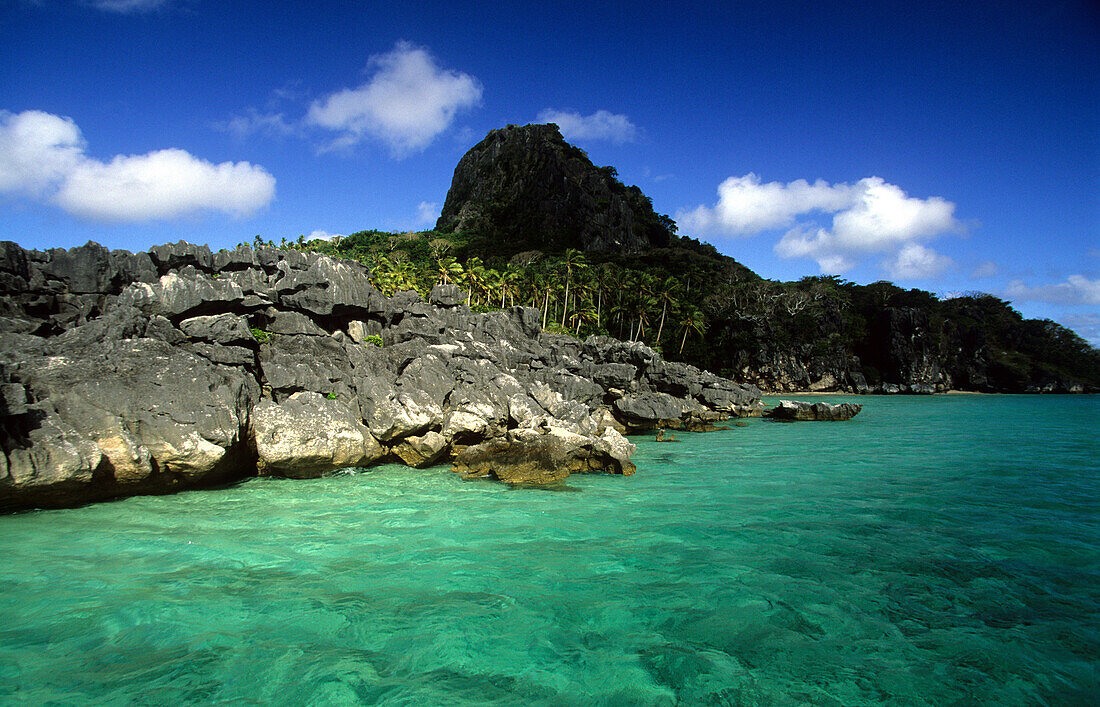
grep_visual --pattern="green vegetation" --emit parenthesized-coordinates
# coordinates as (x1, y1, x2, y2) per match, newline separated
(252, 228, 1099, 391)
(249, 327, 271, 344)
(364, 334, 383, 347)
(263, 229, 730, 345)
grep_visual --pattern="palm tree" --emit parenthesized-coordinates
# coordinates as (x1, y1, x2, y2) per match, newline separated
(677, 307, 706, 355)
(630, 293, 657, 342)
(392, 259, 418, 293)
(542, 278, 559, 330)
(560, 248, 588, 327)
(609, 297, 631, 339)
(524, 269, 542, 309)
(571, 305, 598, 336)
(590, 262, 616, 330)
(371, 255, 406, 295)
(654, 275, 682, 346)
(436, 256, 463, 285)
(483, 268, 505, 309)
(464, 257, 486, 306)
(502, 265, 522, 307)
(605, 266, 630, 336)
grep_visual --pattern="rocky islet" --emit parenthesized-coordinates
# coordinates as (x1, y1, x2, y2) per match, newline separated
(0, 240, 761, 511)
(762, 400, 863, 421)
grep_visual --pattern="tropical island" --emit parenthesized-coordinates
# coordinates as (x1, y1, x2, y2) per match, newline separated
(284, 124, 1100, 395)
(1, 124, 1096, 512)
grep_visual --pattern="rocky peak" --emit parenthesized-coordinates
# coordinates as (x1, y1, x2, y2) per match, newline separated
(435, 123, 674, 255)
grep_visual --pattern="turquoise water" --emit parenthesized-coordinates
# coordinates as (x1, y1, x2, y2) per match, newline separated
(1, 395, 1098, 705)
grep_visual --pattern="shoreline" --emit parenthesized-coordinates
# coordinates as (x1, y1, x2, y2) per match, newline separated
(760, 389, 990, 396)
(760, 389, 1095, 396)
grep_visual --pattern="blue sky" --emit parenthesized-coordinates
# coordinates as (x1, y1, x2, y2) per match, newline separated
(3, 0, 1098, 343)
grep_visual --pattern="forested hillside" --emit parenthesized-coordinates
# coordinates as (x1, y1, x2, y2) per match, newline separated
(263, 228, 1100, 393)
(250, 123, 1099, 393)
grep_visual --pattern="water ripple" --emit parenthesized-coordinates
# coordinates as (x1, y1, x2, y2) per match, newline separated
(1, 395, 1097, 704)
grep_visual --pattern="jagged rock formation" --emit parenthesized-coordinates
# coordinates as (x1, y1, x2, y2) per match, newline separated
(435, 123, 674, 255)
(0, 241, 760, 510)
(763, 400, 862, 421)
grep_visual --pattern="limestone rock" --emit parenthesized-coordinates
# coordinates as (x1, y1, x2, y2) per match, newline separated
(179, 313, 254, 346)
(253, 392, 382, 477)
(258, 334, 353, 399)
(452, 435, 572, 485)
(590, 362, 637, 389)
(266, 310, 328, 336)
(1, 335, 256, 510)
(212, 244, 259, 271)
(442, 408, 492, 443)
(596, 427, 637, 476)
(429, 283, 467, 308)
(276, 256, 379, 317)
(149, 241, 213, 274)
(121, 271, 245, 319)
(0, 239, 761, 510)
(613, 392, 688, 429)
(453, 424, 636, 485)
(763, 400, 863, 421)
(391, 430, 448, 468)
(590, 406, 627, 435)
(40, 242, 158, 294)
(361, 389, 441, 443)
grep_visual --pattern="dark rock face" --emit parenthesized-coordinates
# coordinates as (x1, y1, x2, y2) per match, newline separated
(711, 300, 1096, 395)
(724, 346, 871, 395)
(436, 124, 674, 254)
(0, 240, 759, 510)
(763, 400, 862, 421)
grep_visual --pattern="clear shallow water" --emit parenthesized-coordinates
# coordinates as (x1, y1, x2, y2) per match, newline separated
(1, 395, 1098, 705)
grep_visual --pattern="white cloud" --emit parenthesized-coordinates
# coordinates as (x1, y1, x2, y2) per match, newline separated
(216, 109, 298, 140)
(679, 172, 960, 276)
(87, 0, 170, 12)
(0, 110, 84, 195)
(1006, 275, 1100, 306)
(56, 149, 275, 222)
(306, 42, 482, 157)
(829, 178, 957, 250)
(0, 109, 275, 222)
(972, 261, 999, 278)
(678, 173, 852, 236)
(306, 230, 343, 242)
(536, 109, 638, 144)
(882, 243, 954, 280)
(415, 201, 439, 226)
